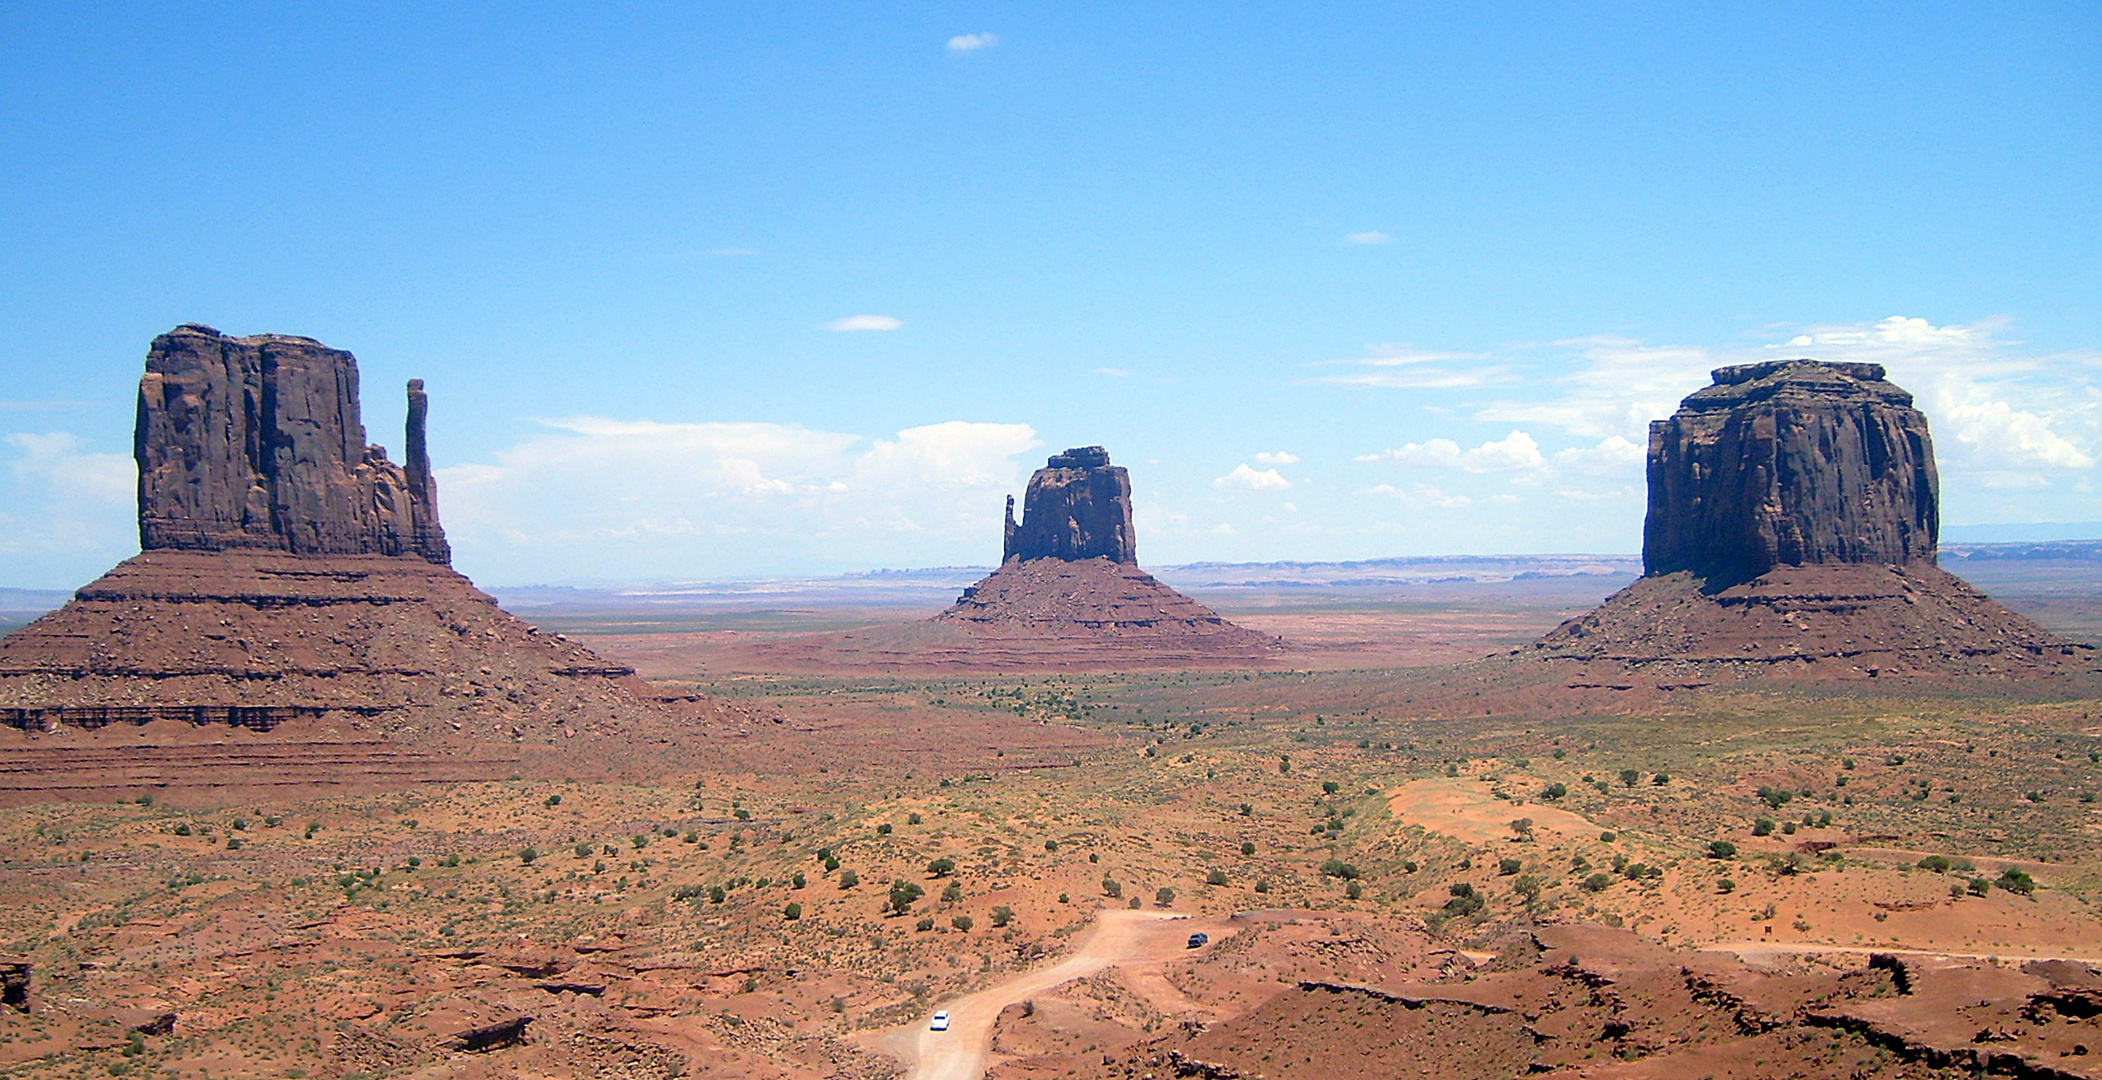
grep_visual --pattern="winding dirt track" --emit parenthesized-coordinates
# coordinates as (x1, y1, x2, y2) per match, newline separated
(883, 908, 1222, 1080)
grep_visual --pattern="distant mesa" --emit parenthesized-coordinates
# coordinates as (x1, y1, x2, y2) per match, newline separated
(0, 325, 725, 798)
(933, 447, 1281, 665)
(1528, 360, 2089, 680)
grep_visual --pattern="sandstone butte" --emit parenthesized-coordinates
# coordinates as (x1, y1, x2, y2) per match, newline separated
(934, 446, 1281, 664)
(1527, 359, 2091, 681)
(0, 326, 732, 798)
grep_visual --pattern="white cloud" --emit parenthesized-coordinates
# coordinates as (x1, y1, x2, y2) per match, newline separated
(1343, 231, 1393, 245)
(1359, 483, 1471, 509)
(824, 314, 903, 332)
(438, 418, 1040, 580)
(946, 32, 998, 51)
(1309, 345, 1512, 390)
(1213, 464, 1291, 491)
(7, 432, 134, 502)
(1095, 367, 1133, 378)
(1939, 399, 2095, 469)
(1359, 431, 1544, 473)
(1254, 451, 1299, 465)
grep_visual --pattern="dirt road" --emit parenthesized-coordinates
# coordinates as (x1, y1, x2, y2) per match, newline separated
(884, 908, 1223, 1080)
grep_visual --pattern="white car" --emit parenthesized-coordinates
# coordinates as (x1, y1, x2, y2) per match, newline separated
(929, 1011, 950, 1031)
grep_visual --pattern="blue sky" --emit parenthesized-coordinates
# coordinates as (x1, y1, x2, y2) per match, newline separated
(2, 3, 2097, 587)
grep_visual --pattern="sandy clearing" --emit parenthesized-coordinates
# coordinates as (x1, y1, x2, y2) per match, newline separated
(1385, 777, 1598, 845)
(882, 908, 1231, 1080)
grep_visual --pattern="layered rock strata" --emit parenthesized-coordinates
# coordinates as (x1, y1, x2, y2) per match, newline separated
(136, 324, 450, 563)
(0, 326, 715, 770)
(1644, 360, 1936, 586)
(1004, 446, 1137, 564)
(1528, 361, 2087, 680)
(937, 447, 1280, 665)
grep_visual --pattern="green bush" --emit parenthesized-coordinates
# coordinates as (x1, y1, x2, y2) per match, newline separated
(1540, 783, 1568, 800)
(838, 869, 858, 889)
(1996, 868, 2036, 896)
(888, 880, 924, 914)
(915, 916, 934, 931)
(991, 905, 1013, 927)
(927, 857, 957, 877)
(518, 848, 538, 864)
(1581, 873, 1613, 893)
(1498, 858, 1523, 876)
(1319, 859, 1360, 880)
(783, 902, 801, 920)
(1752, 818, 1775, 837)
(951, 914, 974, 931)
(1205, 868, 1229, 886)
(1967, 877, 1992, 897)
(1155, 886, 1176, 907)
(1917, 855, 1952, 873)
(1707, 840, 1738, 859)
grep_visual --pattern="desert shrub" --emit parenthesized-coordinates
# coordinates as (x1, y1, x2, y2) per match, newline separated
(173, 824, 191, 837)
(1513, 875, 1542, 902)
(792, 872, 807, 889)
(915, 916, 934, 931)
(1652, 773, 1670, 785)
(1241, 841, 1256, 856)
(1321, 781, 1341, 795)
(941, 881, 962, 903)
(1237, 803, 1253, 816)
(1782, 822, 1797, 835)
(1619, 769, 1641, 787)
(1346, 880, 1363, 900)
(1757, 786, 1792, 810)
(1752, 818, 1775, 836)
(1581, 873, 1613, 893)
(1499, 858, 1523, 876)
(574, 843, 592, 858)
(631, 834, 648, 850)
(951, 914, 974, 931)
(991, 905, 1013, 927)
(544, 794, 561, 808)
(1442, 886, 1484, 917)
(783, 902, 801, 920)
(1102, 876, 1122, 898)
(1509, 818, 1534, 840)
(709, 885, 726, 904)
(927, 857, 957, 877)
(1254, 879, 1271, 893)
(1128, 897, 1141, 909)
(876, 823, 892, 835)
(1717, 879, 1736, 894)
(1996, 868, 2036, 896)
(519, 848, 538, 864)
(1155, 886, 1175, 907)
(838, 869, 858, 889)
(1206, 868, 1229, 886)
(1599, 831, 1617, 842)
(1319, 859, 1360, 880)
(1708, 841, 1738, 859)
(1045, 840, 1059, 851)
(1967, 877, 1992, 897)
(1917, 855, 1952, 873)
(1541, 783, 1569, 800)
(907, 812, 922, 825)
(1279, 755, 1291, 774)
(888, 880, 924, 914)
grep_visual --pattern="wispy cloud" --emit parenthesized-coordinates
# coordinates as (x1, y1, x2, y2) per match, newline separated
(947, 32, 998, 51)
(1214, 464, 1291, 491)
(824, 314, 903, 332)
(1342, 231, 1394, 245)
(1253, 451, 1299, 465)
(1358, 483, 1471, 509)
(1308, 345, 1512, 390)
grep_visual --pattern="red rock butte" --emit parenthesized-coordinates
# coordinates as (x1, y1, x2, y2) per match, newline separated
(0, 326, 719, 798)
(933, 447, 1281, 666)
(1527, 360, 2090, 681)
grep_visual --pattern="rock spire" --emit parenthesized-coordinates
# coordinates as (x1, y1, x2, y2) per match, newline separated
(134, 324, 450, 564)
(1642, 359, 1936, 586)
(1003, 446, 1136, 564)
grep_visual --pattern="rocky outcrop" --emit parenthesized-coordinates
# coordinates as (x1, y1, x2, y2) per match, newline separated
(1004, 446, 1136, 564)
(1644, 360, 1937, 586)
(1527, 360, 2089, 681)
(929, 446, 1280, 667)
(135, 324, 449, 564)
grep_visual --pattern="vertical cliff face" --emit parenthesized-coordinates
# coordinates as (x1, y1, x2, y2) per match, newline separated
(1642, 360, 1937, 586)
(134, 324, 450, 564)
(1006, 446, 1137, 564)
